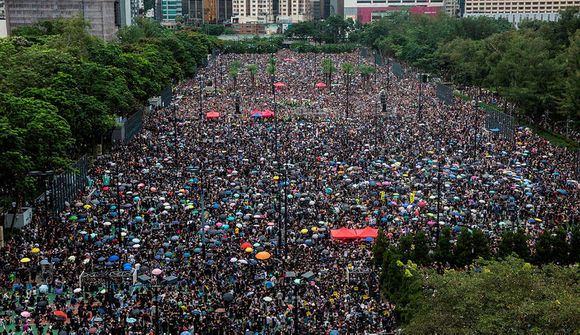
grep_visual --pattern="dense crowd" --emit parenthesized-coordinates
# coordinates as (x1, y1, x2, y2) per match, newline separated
(0, 50, 577, 335)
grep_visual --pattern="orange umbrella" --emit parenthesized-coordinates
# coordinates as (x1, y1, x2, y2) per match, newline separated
(255, 251, 271, 260)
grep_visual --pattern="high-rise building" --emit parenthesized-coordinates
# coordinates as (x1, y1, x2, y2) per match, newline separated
(120, 0, 143, 26)
(160, 0, 182, 22)
(463, 0, 580, 25)
(5, 0, 119, 40)
(0, 0, 7, 37)
(231, 0, 274, 23)
(443, 0, 459, 16)
(343, 0, 442, 22)
(278, 0, 311, 22)
(182, 0, 232, 24)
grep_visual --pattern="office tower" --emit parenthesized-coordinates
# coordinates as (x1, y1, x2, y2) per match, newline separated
(160, 0, 182, 22)
(278, 0, 310, 22)
(231, 0, 274, 23)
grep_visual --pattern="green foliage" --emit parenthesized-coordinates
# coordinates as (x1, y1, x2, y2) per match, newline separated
(412, 231, 430, 265)
(0, 17, 215, 201)
(285, 16, 355, 43)
(290, 42, 358, 53)
(222, 37, 283, 54)
(202, 24, 225, 36)
(498, 230, 530, 260)
(358, 8, 579, 128)
(372, 228, 390, 266)
(433, 227, 453, 264)
(404, 257, 580, 334)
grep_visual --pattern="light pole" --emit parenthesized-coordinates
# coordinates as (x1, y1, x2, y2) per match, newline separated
(109, 162, 122, 246)
(151, 269, 162, 335)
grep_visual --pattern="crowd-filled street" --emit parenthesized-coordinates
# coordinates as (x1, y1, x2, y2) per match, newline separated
(0, 49, 578, 335)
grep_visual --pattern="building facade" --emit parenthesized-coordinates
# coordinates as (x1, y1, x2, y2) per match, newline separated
(160, 0, 182, 22)
(5, 0, 119, 40)
(182, 0, 233, 24)
(343, 0, 443, 22)
(0, 0, 6, 37)
(231, 0, 274, 23)
(278, 0, 311, 22)
(463, 0, 580, 25)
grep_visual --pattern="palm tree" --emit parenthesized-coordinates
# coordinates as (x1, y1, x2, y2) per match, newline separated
(322, 58, 336, 90)
(267, 56, 276, 93)
(246, 64, 258, 88)
(358, 64, 376, 90)
(228, 60, 242, 90)
(342, 63, 354, 118)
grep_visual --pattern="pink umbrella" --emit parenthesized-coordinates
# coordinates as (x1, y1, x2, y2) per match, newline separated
(273, 82, 285, 88)
(315, 82, 327, 88)
(21, 311, 31, 318)
(151, 268, 163, 276)
(262, 110, 275, 118)
(427, 221, 435, 226)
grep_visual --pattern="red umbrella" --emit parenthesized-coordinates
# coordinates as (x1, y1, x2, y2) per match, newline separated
(206, 111, 220, 119)
(315, 82, 327, 88)
(262, 110, 275, 118)
(241, 242, 252, 249)
(273, 82, 285, 88)
(54, 310, 67, 319)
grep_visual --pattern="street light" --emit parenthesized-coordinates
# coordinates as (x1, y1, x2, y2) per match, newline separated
(151, 268, 163, 335)
(109, 162, 122, 247)
(28, 170, 55, 239)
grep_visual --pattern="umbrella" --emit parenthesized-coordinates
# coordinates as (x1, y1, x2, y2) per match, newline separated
(39, 284, 49, 293)
(241, 242, 252, 249)
(89, 327, 98, 334)
(255, 251, 271, 260)
(31, 247, 40, 253)
(20, 311, 31, 318)
(54, 310, 67, 319)
(223, 292, 234, 302)
(126, 317, 137, 323)
(315, 82, 327, 88)
(273, 82, 285, 88)
(108, 255, 120, 262)
(206, 111, 220, 119)
(263, 296, 273, 302)
(20, 257, 31, 263)
(152, 268, 163, 276)
(181, 332, 192, 335)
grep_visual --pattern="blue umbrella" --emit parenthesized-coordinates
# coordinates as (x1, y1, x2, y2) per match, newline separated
(364, 237, 374, 242)
(123, 263, 132, 271)
(183, 252, 191, 258)
(135, 216, 143, 222)
(194, 248, 202, 254)
(556, 189, 568, 195)
(181, 332, 192, 335)
(108, 255, 120, 262)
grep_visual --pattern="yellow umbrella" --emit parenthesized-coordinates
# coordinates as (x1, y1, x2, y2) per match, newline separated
(20, 257, 31, 263)
(245, 247, 253, 253)
(311, 227, 318, 232)
(273, 176, 280, 181)
(83, 204, 91, 209)
(300, 228, 308, 234)
(31, 248, 40, 254)
(255, 251, 271, 260)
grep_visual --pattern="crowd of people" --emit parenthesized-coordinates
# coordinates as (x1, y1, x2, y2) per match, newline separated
(0, 49, 577, 335)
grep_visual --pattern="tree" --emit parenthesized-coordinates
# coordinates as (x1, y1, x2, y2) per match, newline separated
(499, 230, 530, 260)
(321, 58, 335, 89)
(398, 234, 414, 262)
(357, 64, 376, 89)
(471, 228, 491, 259)
(228, 60, 241, 90)
(373, 228, 390, 266)
(454, 228, 473, 266)
(534, 231, 553, 264)
(404, 257, 580, 334)
(433, 227, 453, 264)
(412, 231, 430, 265)
(342, 63, 354, 118)
(246, 64, 258, 88)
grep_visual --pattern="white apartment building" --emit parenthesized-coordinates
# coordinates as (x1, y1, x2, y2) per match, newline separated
(232, 0, 274, 23)
(343, 0, 443, 23)
(277, 0, 311, 22)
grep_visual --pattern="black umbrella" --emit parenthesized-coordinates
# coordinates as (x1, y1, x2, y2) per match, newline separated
(131, 308, 142, 316)
(223, 292, 234, 302)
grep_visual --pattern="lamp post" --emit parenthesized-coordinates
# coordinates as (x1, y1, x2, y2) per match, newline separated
(198, 74, 204, 120)
(151, 269, 162, 335)
(109, 162, 122, 246)
(28, 170, 55, 240)
(471, 100, 480, 162)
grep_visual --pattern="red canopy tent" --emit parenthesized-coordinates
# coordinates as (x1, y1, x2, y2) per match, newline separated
(354, 227, 379, 239)
(206, 111, 220, 119)
(262, 110, 275, 118)
(315, 82, 327, 89)
(330, 228, 358, 239)
(331, 227, 379, 240)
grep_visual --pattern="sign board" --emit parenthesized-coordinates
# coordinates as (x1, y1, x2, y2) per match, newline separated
(3, 207, 33, 229)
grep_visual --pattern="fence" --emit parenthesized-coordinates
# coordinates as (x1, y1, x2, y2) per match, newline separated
(111, 109, 145, 144)
(484, 108, 515, 140)
(436, 83, 454, 105)
(392, 62, 403, 78)
(50, 155, 89, 213)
